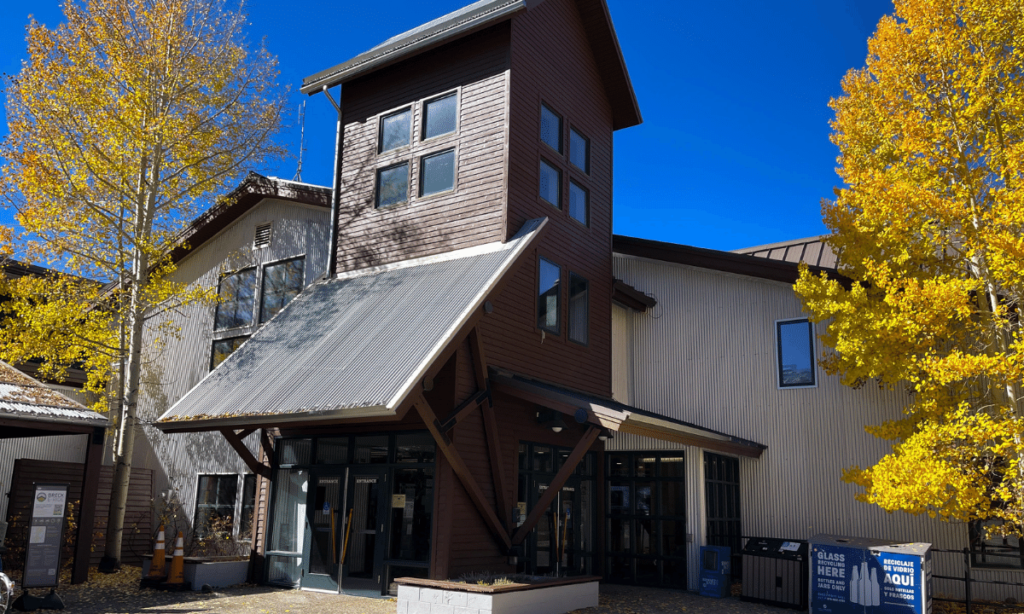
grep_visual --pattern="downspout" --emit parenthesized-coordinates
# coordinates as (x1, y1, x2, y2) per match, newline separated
(322, 84, 343, 279)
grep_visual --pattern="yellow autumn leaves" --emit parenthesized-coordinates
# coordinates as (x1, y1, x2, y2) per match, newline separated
(797, 0, 1024, 530)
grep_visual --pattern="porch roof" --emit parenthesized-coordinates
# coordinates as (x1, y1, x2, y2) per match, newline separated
(0, 360, 108, 437)
(154, 218, 546, 433)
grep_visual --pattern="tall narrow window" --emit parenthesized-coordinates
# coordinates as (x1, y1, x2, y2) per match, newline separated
(538, 257, 561, 334)
(569, 180, 588, 226)
(240, 474, 257, 539)
(569, 128, 589, 173)
(423, 93, 457, 140)
(568, 273, 588, 345)
(260, 258, 305, 323)
(377, 163, 409, 208)
(379, 107, 412, 153)
(211, 336, 248, 370)
(214, 268, 257, 330)
(420, 149, 455, 196)
(194, 475, 238, 538)
(776, 319, 815, 387)
(539, 160, 561, 208)
(540, 104, 562, 153)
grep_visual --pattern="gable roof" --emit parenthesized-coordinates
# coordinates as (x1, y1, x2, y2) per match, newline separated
(733, 235, 837, 269)
(301, 0, 641, 130)
(155, 218, 547, 432)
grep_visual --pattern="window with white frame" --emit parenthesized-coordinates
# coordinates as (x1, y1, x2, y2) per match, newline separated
(776, 318, 815, 388)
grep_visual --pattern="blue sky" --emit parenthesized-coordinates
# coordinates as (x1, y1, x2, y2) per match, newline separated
(0, 0, 893, 251)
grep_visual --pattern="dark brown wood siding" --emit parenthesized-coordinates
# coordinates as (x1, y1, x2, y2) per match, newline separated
(482, 0, 615, 397)
(334, 24, 511, 273)
(4, 459, 154, 568)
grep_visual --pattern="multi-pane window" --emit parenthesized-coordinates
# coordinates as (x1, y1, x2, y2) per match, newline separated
(423, 94, 457, 140)
(539, 160, 561, 208)
(776, 319, 815, 388)
(377, 163, 409, 208)
(569, 128, 589, 173)
(540, 104, 562, 153)
(420, 149, 456, 196)
(704, 452, 741, 579)
(194, 474, 238, 538)
(379, 107, 412, 153)
(260, 258, 304, 323)
(211, 336, 248, 370)
(538, 258, 561, 334)
(214, 268, 257, 330)
(569, 180, 588, 226)
(568, 273, 588, 345)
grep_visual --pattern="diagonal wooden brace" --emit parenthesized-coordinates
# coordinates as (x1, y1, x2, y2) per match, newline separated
(221, 428, 271, 478)
(512, 425, 599, 546)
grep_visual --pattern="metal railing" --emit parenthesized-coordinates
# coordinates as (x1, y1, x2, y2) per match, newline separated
(931, 547, 1024, 614)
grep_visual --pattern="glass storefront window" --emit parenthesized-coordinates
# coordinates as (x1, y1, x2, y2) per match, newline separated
(389, 468, 434, 561)
(316, 438, 349, 464)
(396, 433, 435, 464)
(533, 446, 553, 472)
(609, 454, 630, 477)
(278, 439, 311, 466)
(269, 468, 307, 553)
(354, 435, 389, 464)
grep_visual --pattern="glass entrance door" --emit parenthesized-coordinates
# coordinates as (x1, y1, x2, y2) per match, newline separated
(301, 470, 345, 592)
(341, 470, 388, 594)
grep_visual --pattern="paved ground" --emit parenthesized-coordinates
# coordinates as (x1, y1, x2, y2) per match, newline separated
(3, 566, 1015, 613)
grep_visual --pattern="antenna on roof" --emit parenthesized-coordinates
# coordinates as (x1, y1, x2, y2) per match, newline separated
(293, 101, 306, 182)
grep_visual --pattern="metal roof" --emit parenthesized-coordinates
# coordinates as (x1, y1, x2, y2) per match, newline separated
(0, 361, 108, 428)
(156, 218, 546, 432)
(733, 235, 837, 270)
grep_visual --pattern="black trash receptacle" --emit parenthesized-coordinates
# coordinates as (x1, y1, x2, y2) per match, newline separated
(741, 537, 809, 610)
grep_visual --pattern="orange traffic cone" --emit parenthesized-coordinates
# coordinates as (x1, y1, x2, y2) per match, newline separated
(161, 531, 188, 590)
(140, 525, 168, 588)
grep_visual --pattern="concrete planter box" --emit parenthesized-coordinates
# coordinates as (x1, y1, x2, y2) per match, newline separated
(395, 575, 600, 614)
(142, 555, 249, 591)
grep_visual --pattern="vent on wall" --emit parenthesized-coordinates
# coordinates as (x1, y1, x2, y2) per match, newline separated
(254, 222, 272, 249)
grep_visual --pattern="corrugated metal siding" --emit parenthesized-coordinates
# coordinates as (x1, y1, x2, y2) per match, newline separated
(0, 435, 88, 522)
(611, 253, 1018, 600)
(134, 198, 330, 524)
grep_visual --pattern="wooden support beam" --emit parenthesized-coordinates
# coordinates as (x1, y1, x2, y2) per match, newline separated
(221, 429, 271, 478)
(72, 426, 105, 585)
(468, 327, 510, 529)
(236, 428, 256, 441)
(414, 393, 512, 551)
(260, 429, 275, 465)
(512, 426, 599, 546)
(437, 388, 489, 433)
(468, 327, 489, 390)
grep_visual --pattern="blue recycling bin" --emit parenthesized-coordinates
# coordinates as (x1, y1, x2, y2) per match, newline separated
(809, 534, 932, 614)
(699, 545, 731, 598)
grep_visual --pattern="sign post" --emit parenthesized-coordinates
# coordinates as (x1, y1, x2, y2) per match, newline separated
(14, 483, 69, 611)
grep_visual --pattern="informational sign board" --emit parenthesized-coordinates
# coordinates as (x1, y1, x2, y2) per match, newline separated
(810, 534, 931, 614)
(22, 483, 69, 589)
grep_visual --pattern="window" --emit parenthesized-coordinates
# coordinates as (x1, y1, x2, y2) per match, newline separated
(194, 475, 238, 538)
(260, 258, 304, 324)
(423, 93, 457, 140)
(214, 268, 257, 330)
(971, 519, 1024, 568)
(568, 273, 588, 345)
(538, 257, 561, 334)
(239, 474, 257, 539)
(569, 180, 588, 226)
(420, 149, 455, 196)
(211, 336, 248, 370)
(539, 160, 561, 208)
(377, 163, 409, 208)
(569, 128, 589, 173)
(704, 452, 741, 580)
(776, 319, 816, 387)
(540, 104, 562, 153)
(379, 107, 412, 153)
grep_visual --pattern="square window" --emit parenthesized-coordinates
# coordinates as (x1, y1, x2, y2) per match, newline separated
(420, 149, 455, 196)
(568, 273, 588, 345)
(377, 163, 409, 208)
(777, 319, 815, 387)
(214, 268, 257, 330)
(423, 93, 457, 140)
(194, 475, 238, 538)
(211, 336, 248, 370)
(379, 108, 411, 153)
(569, 180, 588, 226)
(260, 258, 304, 324)
(540, 104, 562, 153)
(539, 160, 561, 208)
(569, 128, 589, 173)
(538, 257, 560, 334)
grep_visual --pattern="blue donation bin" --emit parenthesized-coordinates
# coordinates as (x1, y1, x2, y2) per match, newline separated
(809, 534, 932, 614)
(699, 545, 731, 598)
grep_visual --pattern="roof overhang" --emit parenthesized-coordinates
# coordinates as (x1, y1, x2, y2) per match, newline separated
(489, 367, 766, 458)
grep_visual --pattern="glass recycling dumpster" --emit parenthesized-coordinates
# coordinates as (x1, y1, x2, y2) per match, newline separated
(741, 537, 808, 610)
(699, 545, 731, 598)
(809, 534, 932, 614)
